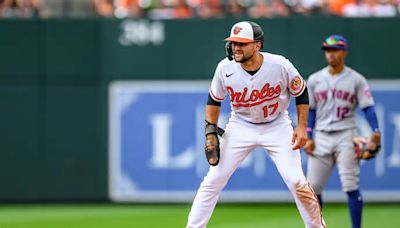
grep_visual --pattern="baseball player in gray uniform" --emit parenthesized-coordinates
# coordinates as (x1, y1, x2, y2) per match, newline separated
(304, 34, 381, 228)
(187, 21, 326, 228)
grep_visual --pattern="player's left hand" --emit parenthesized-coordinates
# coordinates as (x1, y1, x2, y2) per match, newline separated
(304, 139, 315, 156)
(292, 126, 308, 150)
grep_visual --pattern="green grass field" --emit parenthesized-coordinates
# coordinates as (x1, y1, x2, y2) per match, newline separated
(0, 203, 399, 227)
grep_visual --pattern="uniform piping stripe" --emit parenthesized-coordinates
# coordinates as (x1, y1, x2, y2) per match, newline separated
(209, 89, 224, 101)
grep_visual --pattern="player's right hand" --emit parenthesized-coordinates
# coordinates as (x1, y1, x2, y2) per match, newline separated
(304, 139, 315, 156)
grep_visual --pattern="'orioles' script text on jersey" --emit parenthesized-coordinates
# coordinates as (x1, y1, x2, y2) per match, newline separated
(209, 52, 306, 123)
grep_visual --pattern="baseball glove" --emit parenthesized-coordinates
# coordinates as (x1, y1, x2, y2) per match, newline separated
(205, 121, 221, 166)
(353, 132, 381, 160)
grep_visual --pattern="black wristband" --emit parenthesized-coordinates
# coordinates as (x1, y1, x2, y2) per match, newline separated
(295, 86, 309, 105)
(207, 94, 221, 106)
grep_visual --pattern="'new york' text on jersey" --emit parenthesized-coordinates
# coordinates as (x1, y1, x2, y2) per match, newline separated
(307, 66, 374, 132)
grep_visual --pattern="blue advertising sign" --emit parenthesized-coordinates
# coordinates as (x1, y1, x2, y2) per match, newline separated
(109, 80, 400, 202)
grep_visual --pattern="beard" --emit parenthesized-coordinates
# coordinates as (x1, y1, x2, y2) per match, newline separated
(328, 59, 341, 68)
(328, 61, 338, 67)
(234, 52, 254, 63)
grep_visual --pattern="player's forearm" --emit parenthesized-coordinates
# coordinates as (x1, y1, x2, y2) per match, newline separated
(362, 106, 380, 132)
(296, 104, 309, 128)
(307, 109, 316, 138)
(205, 105, 221, 124)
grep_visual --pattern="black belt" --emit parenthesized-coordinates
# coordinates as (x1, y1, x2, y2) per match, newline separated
(240, 113, 280, 125)
(318, 129, 345, 134)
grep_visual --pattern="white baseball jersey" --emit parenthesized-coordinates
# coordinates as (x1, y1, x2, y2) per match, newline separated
(307, 66, 374, 132)
(188, 51, 326, 228)
(209, 52, 306, 124)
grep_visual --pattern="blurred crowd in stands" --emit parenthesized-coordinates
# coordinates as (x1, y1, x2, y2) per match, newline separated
(1, 0, 399, 19)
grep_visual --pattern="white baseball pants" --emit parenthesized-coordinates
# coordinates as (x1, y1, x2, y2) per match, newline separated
(187, 115, 325, 228)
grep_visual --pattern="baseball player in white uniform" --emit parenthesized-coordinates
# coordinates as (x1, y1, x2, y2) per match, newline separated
(186, 21, 326, 228)
(304, 35, 381, 228)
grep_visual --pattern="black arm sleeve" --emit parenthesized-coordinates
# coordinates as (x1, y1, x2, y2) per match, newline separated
(295, 86, 309, 105)
(207, 94, 221, 106)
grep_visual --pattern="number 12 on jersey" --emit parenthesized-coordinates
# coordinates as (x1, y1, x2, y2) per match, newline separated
(263, 102, 279, 118)
(336, 106, 350, 119)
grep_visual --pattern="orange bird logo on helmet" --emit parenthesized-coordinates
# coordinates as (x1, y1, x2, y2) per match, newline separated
(233, 26, 242, 35)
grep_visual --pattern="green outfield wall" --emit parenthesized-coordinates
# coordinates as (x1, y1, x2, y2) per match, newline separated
(0, 18, 399, 201)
